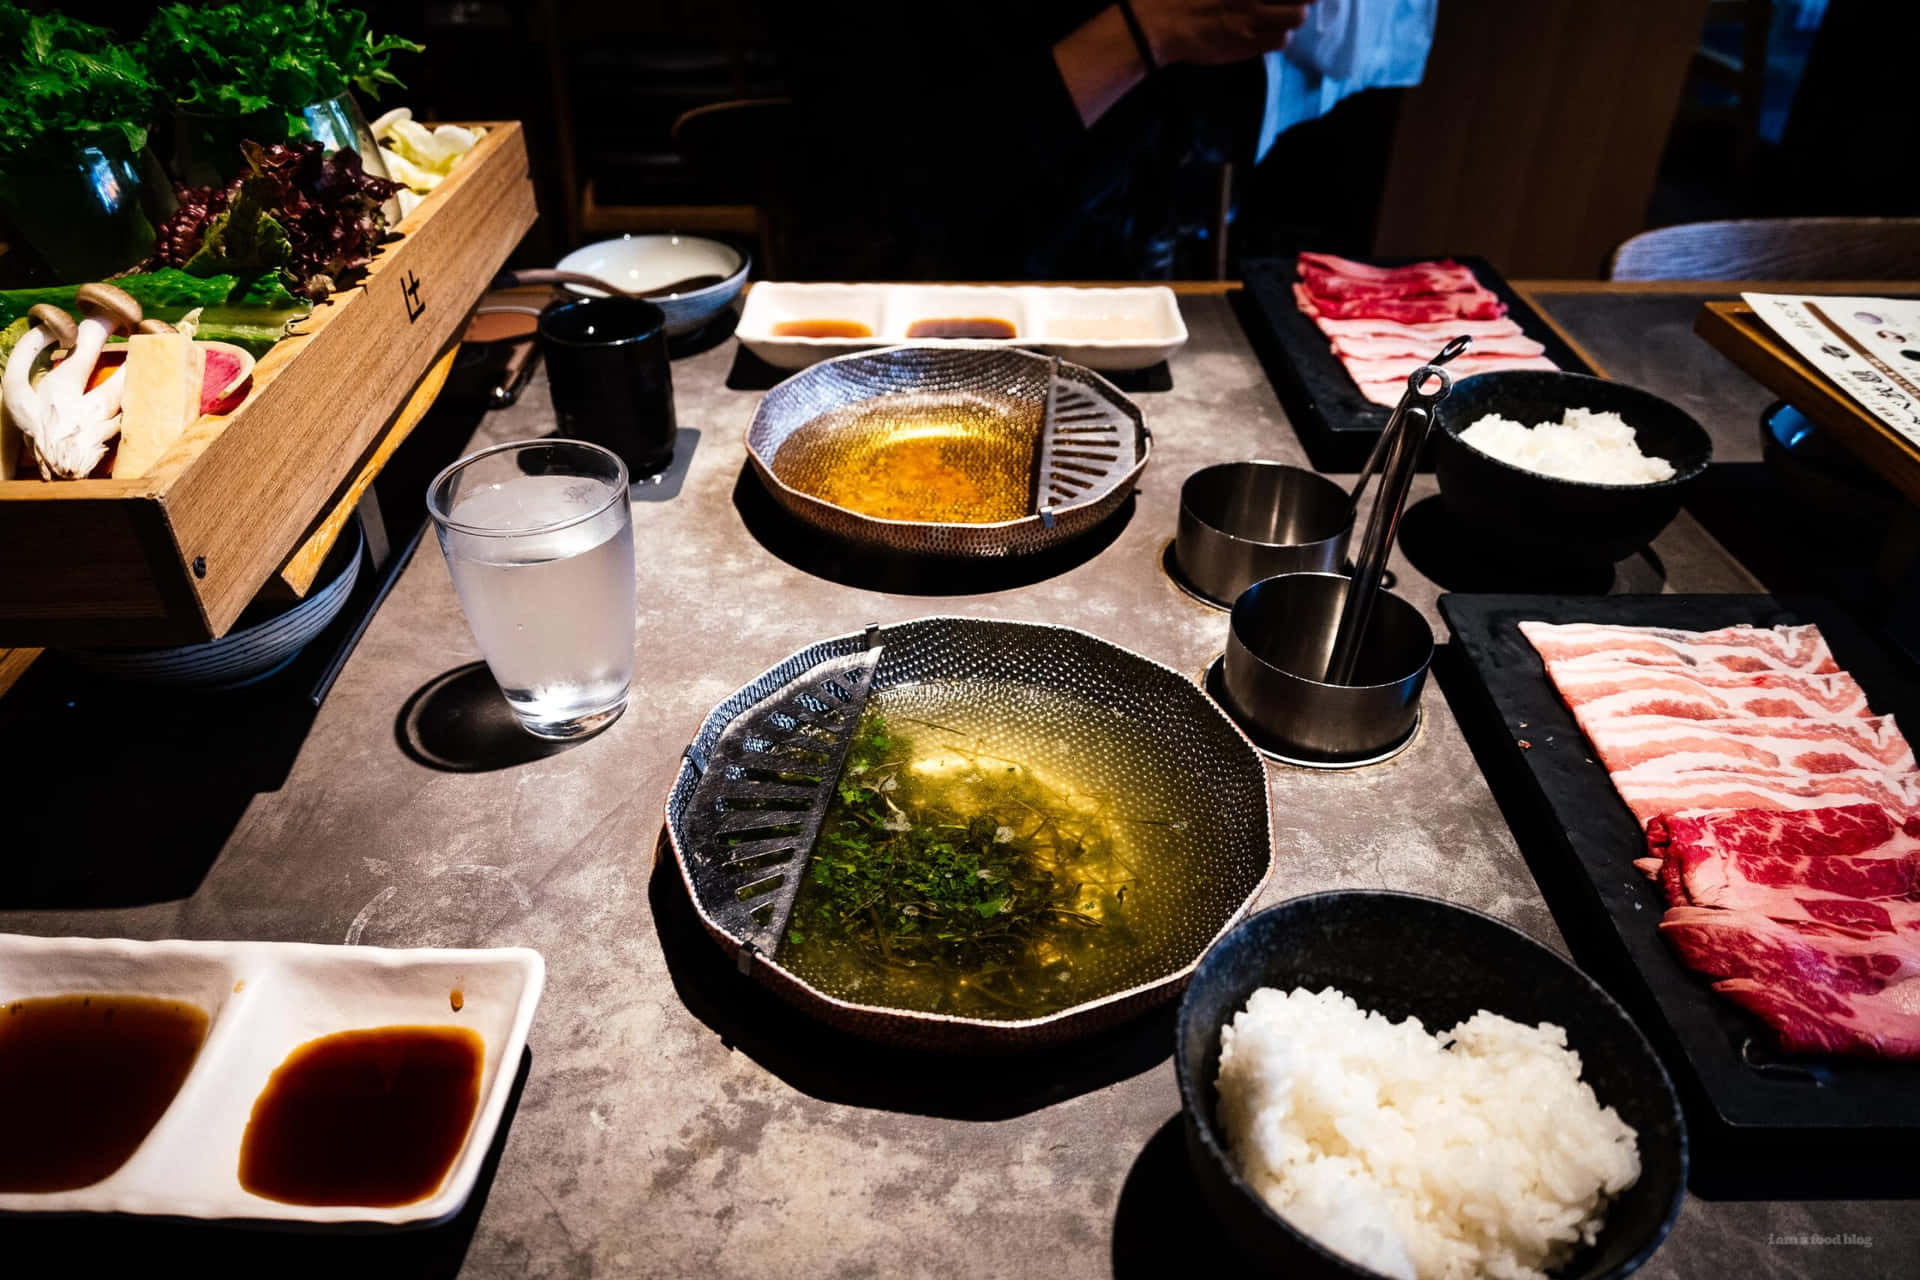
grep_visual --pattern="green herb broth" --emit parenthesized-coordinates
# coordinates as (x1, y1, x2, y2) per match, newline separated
(776, 680, 1194, 1020)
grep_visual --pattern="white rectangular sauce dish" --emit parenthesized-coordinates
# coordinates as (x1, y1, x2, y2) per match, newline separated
(736, 282, 1189, 372)
(0, 934, 544, 1228)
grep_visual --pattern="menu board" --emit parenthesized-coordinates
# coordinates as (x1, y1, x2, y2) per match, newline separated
(1744, 293, 1920, 449)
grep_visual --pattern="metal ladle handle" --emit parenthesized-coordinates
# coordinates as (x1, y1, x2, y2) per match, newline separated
(491, 268, 634, 297)
(1323, 358, 1458, 686)
(1345, 333, 1472, 513)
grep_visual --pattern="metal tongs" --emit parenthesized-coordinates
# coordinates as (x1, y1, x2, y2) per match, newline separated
(1321, 335, 1471, 685)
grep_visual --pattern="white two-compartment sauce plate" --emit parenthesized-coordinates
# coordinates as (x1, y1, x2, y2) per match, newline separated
(736, 283, 1189, 371)
(0, 934, 544, 1227)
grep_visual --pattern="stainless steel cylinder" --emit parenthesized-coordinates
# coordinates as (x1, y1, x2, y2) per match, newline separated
(1174, 462, 1352, 607)
(1221, 572, 1433, 762)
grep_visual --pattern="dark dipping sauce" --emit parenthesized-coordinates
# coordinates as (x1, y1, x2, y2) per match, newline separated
(0, 993, 209, 1192)
(906, 317, 1017, 339)
(239, 1025, 484, 1207)
(772, 319, 873, 339)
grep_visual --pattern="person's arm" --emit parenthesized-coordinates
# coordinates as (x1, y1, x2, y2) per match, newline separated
(1054, 0, 1314, 127)
(1053, 6, 1152, 128)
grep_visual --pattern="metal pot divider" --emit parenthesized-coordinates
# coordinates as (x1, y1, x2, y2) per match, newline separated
(678, 647, 883, 961)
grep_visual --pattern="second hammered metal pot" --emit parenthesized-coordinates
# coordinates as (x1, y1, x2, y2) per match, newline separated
(745, 345, 1151, 557)
(664, 617, 1275, 1050)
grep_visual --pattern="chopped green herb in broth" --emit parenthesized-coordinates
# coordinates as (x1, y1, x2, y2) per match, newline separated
(778, 703, 1142, 1019)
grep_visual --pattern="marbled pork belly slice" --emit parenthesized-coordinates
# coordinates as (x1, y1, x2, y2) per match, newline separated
(1659, 906, 1920, 1058)
(1312, 314, 1528, 343)
(1341, 352, 1559, 385)
(1646, 806, 1920, 931)
(1545, 663, 1873, 724)
(1612, 767, 1920, 830)
(1330, 331, 1547, 360)
(1577, 713, 1917, 778)
(1353, 353, 1561, 406)
(1519, 620, 1841, 675)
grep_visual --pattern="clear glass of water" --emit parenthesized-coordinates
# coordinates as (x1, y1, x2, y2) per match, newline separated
(427, 439, 636, 740)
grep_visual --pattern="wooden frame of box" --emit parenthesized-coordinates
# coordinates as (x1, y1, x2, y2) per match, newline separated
(0, 122, 536, 647)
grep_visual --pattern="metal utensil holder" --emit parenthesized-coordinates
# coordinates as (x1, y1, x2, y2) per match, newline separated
(1216, 339, 1467, 765)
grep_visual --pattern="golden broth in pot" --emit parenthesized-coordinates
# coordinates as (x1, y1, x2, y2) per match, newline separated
(772, 392, 1038, 524)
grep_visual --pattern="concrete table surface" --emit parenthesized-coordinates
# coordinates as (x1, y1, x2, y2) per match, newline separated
(1, 295, 1910, 1278)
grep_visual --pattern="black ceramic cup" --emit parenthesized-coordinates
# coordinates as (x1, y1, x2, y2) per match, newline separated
(538, 296, 677, 477)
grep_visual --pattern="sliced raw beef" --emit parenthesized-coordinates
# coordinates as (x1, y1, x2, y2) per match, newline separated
(1650, 803, 1920, 868)
(1659, 906, 1920, 1058)
(1526, 616, 1920, 1060)
(1544, 663, 1873, 724)
(1298, 252, 1484, 291)
(1647, 805, 1920, 931)
(1520, 620, 1842, 675)
(1714, 978, 1920, 1058)
(1293, 282, 1508, 324)
(1300, 262, 1486, 303)
(1293, 253, 1540, 400)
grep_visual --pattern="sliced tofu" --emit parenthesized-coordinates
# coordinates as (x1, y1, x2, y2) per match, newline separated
(112, 333, 205, 479)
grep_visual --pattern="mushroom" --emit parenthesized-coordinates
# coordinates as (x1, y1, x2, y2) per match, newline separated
(29, 303, 77, 352)
(2, 304, 78, 477)
(24, 282, 143, 479)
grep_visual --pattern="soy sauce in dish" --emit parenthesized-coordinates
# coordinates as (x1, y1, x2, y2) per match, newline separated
(772, 319, 874, 338)
(906, 317, 1017, 339)
(0, 993, 209, 1192)
(239, 1025, 483, 1207)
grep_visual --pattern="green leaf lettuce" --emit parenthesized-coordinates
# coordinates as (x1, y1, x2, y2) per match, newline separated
(142, 1, 424, 130)
(0, 4, 159, 171)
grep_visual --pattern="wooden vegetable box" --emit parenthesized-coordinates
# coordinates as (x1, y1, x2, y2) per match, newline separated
(0, 121, 536, 647)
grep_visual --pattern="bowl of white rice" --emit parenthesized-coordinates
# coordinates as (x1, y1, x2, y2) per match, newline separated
(1431, 371, 1712, 564)
(1175, 891, 1686, 1280)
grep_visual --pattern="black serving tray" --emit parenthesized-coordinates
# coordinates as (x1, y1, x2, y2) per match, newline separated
(1236, 255, 1596, 472)
(1438, 593, 1920, 1198)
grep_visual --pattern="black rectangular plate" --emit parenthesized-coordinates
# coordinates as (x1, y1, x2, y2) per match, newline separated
(1236, 255, 1596, 471)
(1439, 594, 1920, 1148)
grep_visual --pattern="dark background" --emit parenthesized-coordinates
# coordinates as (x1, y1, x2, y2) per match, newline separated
(23, 0, 1916, 280)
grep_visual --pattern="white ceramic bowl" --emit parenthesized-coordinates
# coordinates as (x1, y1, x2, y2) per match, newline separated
(556, 234, 749, 337)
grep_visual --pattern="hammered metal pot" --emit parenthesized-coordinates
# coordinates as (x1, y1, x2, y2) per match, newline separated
(664, 617, 1275, 1051)
(745, 346, 1151, 557)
